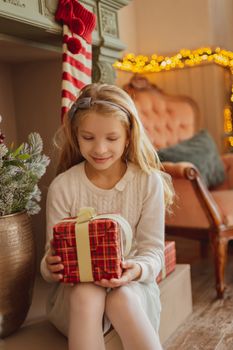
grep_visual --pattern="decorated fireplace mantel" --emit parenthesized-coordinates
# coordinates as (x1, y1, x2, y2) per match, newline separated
(0, 0, 131, 83)
(87, 0, 131, 84)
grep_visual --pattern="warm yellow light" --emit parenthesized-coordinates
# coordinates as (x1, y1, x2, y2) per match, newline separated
(227, 136, 233, 147)
(114, 47, 233, 76)
(224, 107, 233, 133)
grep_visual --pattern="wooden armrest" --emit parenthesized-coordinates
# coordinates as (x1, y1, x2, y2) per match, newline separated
(163, 161, 224, 228)
(162, 161, 199, 179)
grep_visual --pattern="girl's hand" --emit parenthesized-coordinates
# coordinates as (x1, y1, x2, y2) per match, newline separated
(45, 240, 64, 282)
(94, 260, 142, 289)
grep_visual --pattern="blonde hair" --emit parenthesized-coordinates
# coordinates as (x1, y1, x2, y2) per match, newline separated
(54, 83, 174, 208)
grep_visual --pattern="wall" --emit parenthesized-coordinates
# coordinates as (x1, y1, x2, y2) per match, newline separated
(209, 0, 233, 50)
(118, 0, 138, 55)
(117, 1, 137, 87)
(11, 59, 62, 268)
(118, 0, 233, 55)
(0, 55, 62, 270)
(0, 63, 17, 145)
(135, 0, 212, 55)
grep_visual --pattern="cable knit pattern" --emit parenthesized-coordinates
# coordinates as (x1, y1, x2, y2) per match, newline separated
(40, 161, 165, 283)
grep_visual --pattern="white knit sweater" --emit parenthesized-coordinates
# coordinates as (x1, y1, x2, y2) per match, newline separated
(40, 161, 165, 283)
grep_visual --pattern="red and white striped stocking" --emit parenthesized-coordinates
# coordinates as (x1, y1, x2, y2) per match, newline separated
(55, 0, 96, 120)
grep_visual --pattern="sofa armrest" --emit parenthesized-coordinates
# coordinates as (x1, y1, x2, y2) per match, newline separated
(162, 161, 198, 178)
(163, 161, 224, 229)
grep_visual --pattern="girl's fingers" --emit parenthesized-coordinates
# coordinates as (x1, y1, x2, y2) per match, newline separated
(95, 260, 141, 288)
(46, 254, 64, 281)
(52, 273, 63, 282)
(121, 260, 134, 269)
(44, 243, 63, 282)
(95, 279, 112, 288)
(48, 264, 64, 273)
(121, 260, 142, 280)
(46, 255, 61, 265)
(95, 274, 131, 288)
(95, 280, 118, 288)
(117, 271, 133, 284)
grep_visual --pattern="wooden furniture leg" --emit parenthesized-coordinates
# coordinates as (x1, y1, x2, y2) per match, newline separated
(210, 233, 228, 298)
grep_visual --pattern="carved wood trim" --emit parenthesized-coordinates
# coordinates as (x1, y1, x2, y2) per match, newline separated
(40, 0, 58, 18)
(100, 6, 118, 38)
(1, 0, 26, 7)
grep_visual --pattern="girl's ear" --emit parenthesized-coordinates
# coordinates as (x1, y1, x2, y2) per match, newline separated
(126, 133, 130, 147)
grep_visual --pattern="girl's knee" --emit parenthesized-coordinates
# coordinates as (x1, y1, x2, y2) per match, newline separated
(69, 283, 106, 311)
(106, 286, 140, 312)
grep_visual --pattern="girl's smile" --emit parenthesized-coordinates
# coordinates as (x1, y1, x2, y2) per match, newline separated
(91, 156, 113, 163)
(77, 112, 128, 176)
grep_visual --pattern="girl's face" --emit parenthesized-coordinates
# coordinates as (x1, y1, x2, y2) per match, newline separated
(77, 112, 129, 173)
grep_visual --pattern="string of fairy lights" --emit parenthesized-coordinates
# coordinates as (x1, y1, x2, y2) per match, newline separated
(113, 47, 233, 148)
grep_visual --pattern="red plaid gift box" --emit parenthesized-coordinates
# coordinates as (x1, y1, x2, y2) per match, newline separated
(156, 241, 176, 283)
(53, 207, 132, 283)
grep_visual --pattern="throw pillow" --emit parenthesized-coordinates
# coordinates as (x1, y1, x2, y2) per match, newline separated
(158, 129, 225, 188)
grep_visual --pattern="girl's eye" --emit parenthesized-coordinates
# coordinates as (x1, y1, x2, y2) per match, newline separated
(82, 136, 94, 140)
(107, 138, 119, 141)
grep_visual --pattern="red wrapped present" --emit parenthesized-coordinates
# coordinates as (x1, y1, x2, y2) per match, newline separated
(156, 241, 176, 283)
(53, 207, 132, 283)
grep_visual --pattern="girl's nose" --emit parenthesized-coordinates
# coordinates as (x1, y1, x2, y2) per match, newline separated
(93, 141, 107, 155)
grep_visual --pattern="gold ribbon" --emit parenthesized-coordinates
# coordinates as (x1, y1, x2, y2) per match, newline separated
(76, 207, 96, 282)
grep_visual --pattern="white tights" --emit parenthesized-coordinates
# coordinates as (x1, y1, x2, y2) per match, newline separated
(68, 283, 163, 350)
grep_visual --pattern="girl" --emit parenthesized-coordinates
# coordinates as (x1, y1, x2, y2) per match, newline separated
(40, 83, 173, 350)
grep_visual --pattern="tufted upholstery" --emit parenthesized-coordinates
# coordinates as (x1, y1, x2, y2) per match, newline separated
(123, 75, 233, 299)
(124, 76, 198, 149)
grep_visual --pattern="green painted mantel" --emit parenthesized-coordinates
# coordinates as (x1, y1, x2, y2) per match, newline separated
(0, 0, 131, 83)
(82, 0, 132, 84)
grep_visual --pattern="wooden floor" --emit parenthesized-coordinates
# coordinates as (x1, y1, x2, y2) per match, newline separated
(164, 238, 233, 350)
